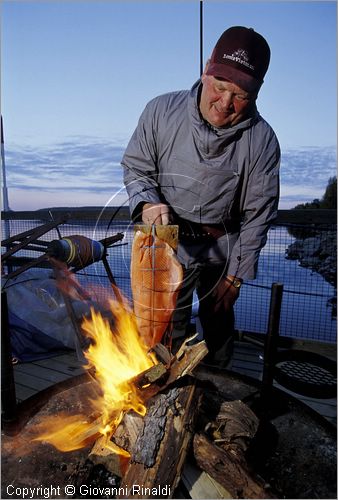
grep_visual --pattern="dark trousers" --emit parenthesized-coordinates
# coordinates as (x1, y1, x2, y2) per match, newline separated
(171, 265, 235, 365)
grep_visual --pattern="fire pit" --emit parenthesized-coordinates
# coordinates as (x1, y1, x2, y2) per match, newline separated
(1, 362, 336, 499)
(1, 267, 336, 499)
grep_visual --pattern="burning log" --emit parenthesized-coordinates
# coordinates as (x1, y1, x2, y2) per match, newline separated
(117, 381, 200, 499)
(88, 339, 208, 492)
(140, 336, 208, 401)
(88, 361, 170, 477)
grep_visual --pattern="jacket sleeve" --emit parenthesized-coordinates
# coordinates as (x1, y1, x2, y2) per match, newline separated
(122, 101, 162, 220)
(226, 129, 281, 280)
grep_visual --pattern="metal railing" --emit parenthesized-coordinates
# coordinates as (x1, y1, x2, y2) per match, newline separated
(2, 208, 336, 345)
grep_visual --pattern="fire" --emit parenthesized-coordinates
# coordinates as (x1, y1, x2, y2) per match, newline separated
(33, 298, 156, 454)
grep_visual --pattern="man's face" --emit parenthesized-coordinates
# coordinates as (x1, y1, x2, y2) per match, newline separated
(199, 70, 256, 128)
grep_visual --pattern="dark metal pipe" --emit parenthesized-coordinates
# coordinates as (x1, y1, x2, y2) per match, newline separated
(102, 255, 124, 304)
(199, 0, 203, 76)
(1, 291, 17, 423)
(261, 283, 284, 397)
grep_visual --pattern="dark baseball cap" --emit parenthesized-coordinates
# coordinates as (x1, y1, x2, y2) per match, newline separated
(205, 26, 271, 93)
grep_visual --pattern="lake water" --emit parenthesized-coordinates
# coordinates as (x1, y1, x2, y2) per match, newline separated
(2, 220, 336, 344)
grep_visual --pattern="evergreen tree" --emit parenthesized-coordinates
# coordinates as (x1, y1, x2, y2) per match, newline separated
(321, 176, 337, 209)
(289, 176, 336, 238)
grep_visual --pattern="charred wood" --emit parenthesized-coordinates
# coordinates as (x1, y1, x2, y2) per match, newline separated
(118, 381, 201, 499)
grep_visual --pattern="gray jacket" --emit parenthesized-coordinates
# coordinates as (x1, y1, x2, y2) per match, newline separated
(122, 80, 280, 280)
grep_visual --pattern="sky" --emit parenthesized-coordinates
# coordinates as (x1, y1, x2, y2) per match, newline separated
(1, 0, 337, 211)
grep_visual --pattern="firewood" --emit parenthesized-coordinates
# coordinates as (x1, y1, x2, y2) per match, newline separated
(181, 461, 232, 499)
(205, 399, 259, 453)
(133, 339, 208, 401)
(193, 433, 275, 499)
(113, 412, 144, 453)
(76, 362, 167, 461)
(89, 435, 128, 477)
(132, 361, 168, 388)
(88, 340, 208, 486)
(117, 380, 201, 499)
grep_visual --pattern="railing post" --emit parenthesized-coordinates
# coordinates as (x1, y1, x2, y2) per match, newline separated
(261, 283, 284, 399)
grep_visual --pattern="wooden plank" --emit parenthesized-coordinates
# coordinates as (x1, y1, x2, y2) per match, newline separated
(300, 398, 337, 411)
(231, 363, 262, 376)
(232, 364, 262, 376)
(233, 352, 263, 365)
(273, 380, 337, 424)
(14, 384, 37, 402)
(14, 362, 76, 381)
(232, 352, 263, 373)
(181, 461, 232, 499)
(234, 349, 263, 361)
(296, 396, 336, 415)
(31, 356, 85, 376)
(232, 345, 264, 378)
(231, 367, 262, 380)
(234, 346, 262, 357)
(48, 351, 84, 364)
(13, 366, 71, 391)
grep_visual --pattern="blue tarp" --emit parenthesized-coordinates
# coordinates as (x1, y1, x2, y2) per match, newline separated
(9, 310, 71, 362)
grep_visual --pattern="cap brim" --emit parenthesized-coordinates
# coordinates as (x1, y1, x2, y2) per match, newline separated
(206, 63, 262, 93)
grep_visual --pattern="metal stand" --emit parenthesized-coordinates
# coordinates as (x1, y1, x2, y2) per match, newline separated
(1, 292, 17, 425)
(1, 224, 125, 432)
(1, 217, 69, 280)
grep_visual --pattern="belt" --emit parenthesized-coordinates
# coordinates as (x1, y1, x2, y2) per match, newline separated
(177, 218, 238, 242)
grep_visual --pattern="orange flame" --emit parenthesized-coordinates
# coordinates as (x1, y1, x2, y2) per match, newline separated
(33, 298, 156, 454)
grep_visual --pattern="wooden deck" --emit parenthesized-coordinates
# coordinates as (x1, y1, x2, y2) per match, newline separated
(12, 352, 86, 403)
(230, 341, 337, 426)
(10, 340, 336, 427)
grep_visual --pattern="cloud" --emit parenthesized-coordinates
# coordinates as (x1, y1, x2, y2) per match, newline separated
(279, 145, 336, 208)
(8, 187, 129, 211)
(4, 136, 126, 197)
(3, 138, 336, 211)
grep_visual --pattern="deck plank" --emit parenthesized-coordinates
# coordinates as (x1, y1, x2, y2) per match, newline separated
(31, 355, 85, 376)
(14, 368, 68, 392)
(9, 342, 336, 427)
(14, 384, 38, 403)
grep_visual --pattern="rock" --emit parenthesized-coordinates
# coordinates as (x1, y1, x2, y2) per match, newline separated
(285, 240, 304, 260)
(302, 237, 321, 256)
(286, 230, 337, 316)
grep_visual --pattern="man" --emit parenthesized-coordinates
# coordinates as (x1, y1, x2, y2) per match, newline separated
(122, 26, 280, 366)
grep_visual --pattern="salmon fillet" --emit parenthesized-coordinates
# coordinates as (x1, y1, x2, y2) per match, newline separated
(131, 229, 183, 348)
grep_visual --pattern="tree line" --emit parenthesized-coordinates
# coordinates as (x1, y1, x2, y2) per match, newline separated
(292, 176, 337, 210)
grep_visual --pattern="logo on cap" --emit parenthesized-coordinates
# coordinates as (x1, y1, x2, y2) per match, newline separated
(223, 49, 255, 71)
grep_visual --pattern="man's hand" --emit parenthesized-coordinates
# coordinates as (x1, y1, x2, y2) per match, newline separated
(142, 203, 172, 225)
(212, 277, 240, 313)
